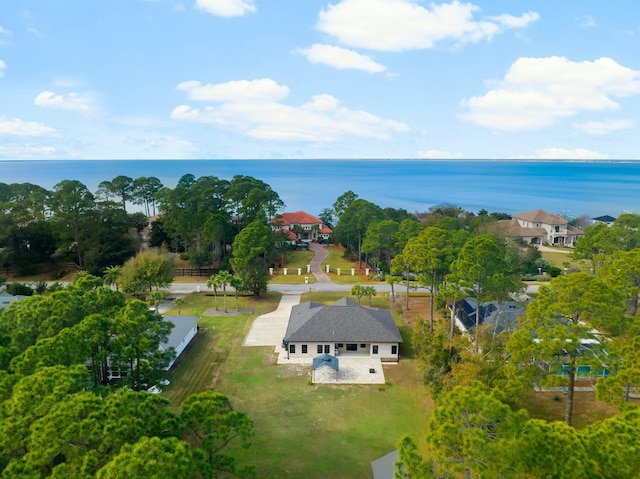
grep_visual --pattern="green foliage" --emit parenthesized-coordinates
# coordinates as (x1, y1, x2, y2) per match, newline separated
(97, 437, 195, 479)
(181, 391, 255, 479)
(334, 199, 383, 262)
(508, 273, 625, 425)
(230, 220, 275, 297)
(111, 300, 174, 391)
(120, 251, 175, 296)
(4, 283, 33, 297)
(447, 234, 523, 352)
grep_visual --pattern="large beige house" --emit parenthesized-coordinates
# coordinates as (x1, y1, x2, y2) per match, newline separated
(498, 209, 584, 246)
(271, 210, 332, 243)
(282, 298, 402, 362)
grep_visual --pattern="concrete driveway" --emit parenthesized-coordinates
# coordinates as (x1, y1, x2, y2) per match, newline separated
(243, 292, 301, 347)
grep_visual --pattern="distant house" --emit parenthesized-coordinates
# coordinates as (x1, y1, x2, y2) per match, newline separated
(161, 315, 199, 370)
(271, 211, 332, 243)
(0, 292, 27, 311)
(453, 296, 528, 336)
(592, 215, 616, 227)
(282, 298, 402, 361)
(498, 209, 584, 246)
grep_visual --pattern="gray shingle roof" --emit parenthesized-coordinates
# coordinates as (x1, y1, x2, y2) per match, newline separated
(161, 315, 199, 350)
(284, 297, 403, 343)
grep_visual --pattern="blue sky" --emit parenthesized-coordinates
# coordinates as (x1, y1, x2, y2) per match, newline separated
(1, 0, 639, 160)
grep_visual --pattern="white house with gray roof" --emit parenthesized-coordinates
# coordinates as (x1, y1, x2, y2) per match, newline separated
(161, 315, 199, 370)
(282, 298, 402, 362)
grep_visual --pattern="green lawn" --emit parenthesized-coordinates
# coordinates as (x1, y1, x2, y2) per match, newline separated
(319, 246, 383, 285)
(161, 291, 432, 479)
(540, 248, 583, 270)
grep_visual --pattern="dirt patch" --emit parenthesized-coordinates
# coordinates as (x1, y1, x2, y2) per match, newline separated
(202, 307, 253, 317)
(392, 295, 444, 327)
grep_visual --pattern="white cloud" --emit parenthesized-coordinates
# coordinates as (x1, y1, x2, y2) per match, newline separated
(573, 119, 633, 135)
(460, 56, 640, 130)
(177, 79, 289, 103)
(174, 3, 186, 12)
(27, 27, 44, 38)
(0, 25, 11, 36)
(417, 149, 465, 159)
(296, 44, 386, 73)
(576, 15, 596, 28)
(316, 0, 539, 51)
(489, 12, 540, 29)
(0, 117, 56, 137)
(172, 79, 410, 142)
(0, 60, 5, 77)
(0, 144, 56, 159)
(195, 0, 255, 17)
(523, 147, 609, 160)
(34, 90, 94, 112)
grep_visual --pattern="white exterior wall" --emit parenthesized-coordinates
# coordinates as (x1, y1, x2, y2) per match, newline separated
(372, 343, 399, 360)
(287, 342, 336, 358)
(286, 341, 399, 359)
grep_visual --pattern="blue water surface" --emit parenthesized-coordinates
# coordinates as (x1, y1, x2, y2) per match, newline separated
(0, 159, 638, 218)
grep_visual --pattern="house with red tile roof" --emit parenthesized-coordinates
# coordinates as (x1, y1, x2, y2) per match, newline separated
(498, 209, 584, 246)
(271, 210, 332, 243)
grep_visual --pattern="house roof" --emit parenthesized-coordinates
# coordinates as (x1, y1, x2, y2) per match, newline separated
(514, 209, 568, 225)
(273, 210, 323, 226)
(284, 297, 403, 343)
(161, 315, 199, 350)
(455, 298, 527, 334)
(0, 292, 27, 309)
(497, 219, 546, 237)
(371, 450, 398, 479)
(313, 353, 339, 371)
(593, 215, 616, 223)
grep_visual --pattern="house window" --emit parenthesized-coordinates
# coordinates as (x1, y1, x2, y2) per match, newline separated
(346, 344, 358, 351)
(324, 345, 330, 354)
(391, 345, 398, 355)
(289, 344, 296, 354)
(337, 343, 344, 348)
(372, 345, 379, 354)
(360, 344, 366, 348)
(302, 345, 307, 354)
(317, 345, 323, 354)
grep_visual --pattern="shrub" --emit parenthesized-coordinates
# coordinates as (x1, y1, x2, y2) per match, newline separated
(5, 282, 34, 296)
(549, 266, 562, 277)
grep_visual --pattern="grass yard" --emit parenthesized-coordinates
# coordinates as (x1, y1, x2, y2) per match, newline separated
(269, 272, 317, 284)
(522, 391, 618, 429)
(318, 246, 384, 285)
(539, 247, 583, 271)
(162, 290, 433, 479)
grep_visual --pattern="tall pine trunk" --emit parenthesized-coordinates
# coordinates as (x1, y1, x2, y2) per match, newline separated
(565, 359, 576, 426)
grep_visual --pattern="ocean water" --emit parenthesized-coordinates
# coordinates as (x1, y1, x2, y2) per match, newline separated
(0, 159, 638, 218)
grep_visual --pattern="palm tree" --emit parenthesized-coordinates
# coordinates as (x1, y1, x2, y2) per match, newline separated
(147, 291, 165, 312)
(206, 274, 220, 311)
(103, 265, 122, 291)
(173, 297, 185, 315)
(386, 275, 397, 303)
(351, 284, 364, 304)
(363, 286, 377, 307)
(216, 270, 233, 313)
(230, 275, 243, 312)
